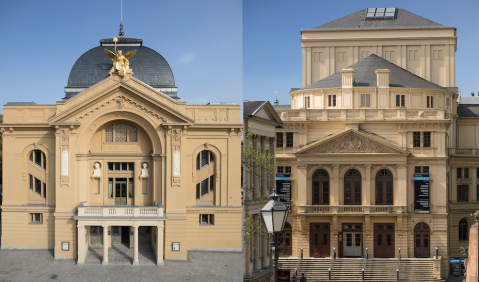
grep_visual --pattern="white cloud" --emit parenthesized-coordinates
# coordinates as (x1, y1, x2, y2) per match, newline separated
(180, 53, 195, 64)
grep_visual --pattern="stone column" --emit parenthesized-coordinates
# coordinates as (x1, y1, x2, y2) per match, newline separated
(253, 137, 260, 199)
(297, 165, 307, 207)
(133, 225, 139, 265)
(156, 222, 164, 266)
(77, 224, 86, 265)
(102, 225, 108, 265)
(254, 215, 261, 272)
(364, 164, 371, 205)
(472, 167, 478, 202)
(332, 165, 340, 205)
(244, 234, 252, 276)
(261, 136, 268, 198)
(261, 232, 269, 268)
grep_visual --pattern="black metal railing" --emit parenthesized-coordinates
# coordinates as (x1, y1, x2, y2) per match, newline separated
(328, 248, 336, 280)
(362, 248, 368, 280)
(396, 248, 401, 281)
(295, 248, 303, 278)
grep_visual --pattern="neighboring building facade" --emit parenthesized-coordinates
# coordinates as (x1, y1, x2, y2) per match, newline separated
(243, 101, 282, 282)
(272, 8, 475, 279)
(0, 35, 242, 264)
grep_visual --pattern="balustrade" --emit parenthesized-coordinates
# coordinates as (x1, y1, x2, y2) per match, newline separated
(77, 202, 164, 218)
(299, 205, 405, 214)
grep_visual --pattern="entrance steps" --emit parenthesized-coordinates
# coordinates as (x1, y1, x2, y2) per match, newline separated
(278, 257, 443, 282)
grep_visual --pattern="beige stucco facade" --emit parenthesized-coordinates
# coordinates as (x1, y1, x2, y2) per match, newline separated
(1, 71, 242, 264)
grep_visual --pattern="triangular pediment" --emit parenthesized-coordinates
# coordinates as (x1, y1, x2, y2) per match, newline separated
(297, 129, 408, 155)
(49, 75, 194, 124)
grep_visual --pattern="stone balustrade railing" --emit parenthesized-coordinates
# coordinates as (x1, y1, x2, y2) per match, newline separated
(277, 108, 446, 122)
(448, 148, 479, 157)
(298, 205, 406, 214)
(77, 201, 164, 217)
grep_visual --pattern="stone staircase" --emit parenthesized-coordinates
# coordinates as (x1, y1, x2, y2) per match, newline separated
(279, 257, 443, 281)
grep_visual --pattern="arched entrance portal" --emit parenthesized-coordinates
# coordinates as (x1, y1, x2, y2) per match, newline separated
(278, 222, 292, 256)
(414, 222, 430, 258)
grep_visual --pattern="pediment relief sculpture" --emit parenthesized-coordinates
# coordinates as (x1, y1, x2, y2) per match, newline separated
(306, 131, 400, 154)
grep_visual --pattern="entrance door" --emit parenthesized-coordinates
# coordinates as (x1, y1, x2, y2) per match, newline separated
(374, 224, 395, 258)
(414, 222, 430, 258)
(121, 226, 130, 245)
(115, 178, 127, 205)
(112, 226, 121, 244)
(90, 226, 103, 245)
(278, 223, 292, 256)
(310, 223, 330, 257)
(343, 232, 361, 257)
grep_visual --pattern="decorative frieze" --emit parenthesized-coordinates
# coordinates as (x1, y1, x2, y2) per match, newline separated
(308, 131, 398, 154)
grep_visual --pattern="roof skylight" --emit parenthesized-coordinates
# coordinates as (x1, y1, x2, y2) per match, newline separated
(365, 8, 398, 20)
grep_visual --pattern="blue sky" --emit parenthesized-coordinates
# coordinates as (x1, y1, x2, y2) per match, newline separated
(0, 0, 242, 114)
(243, 0, 479, 105)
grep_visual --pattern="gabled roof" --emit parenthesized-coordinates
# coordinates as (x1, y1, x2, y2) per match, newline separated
(304, 8, 452, 32)
(297, 128, 409, 155)
(298, 54, 452, 92)
(243, 100, 282, 125)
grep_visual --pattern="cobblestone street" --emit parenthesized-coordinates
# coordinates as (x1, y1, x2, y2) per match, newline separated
(0, 249, 243, 282)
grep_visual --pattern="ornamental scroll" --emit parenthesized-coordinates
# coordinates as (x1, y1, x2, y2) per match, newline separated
(309, 132, 397, 154)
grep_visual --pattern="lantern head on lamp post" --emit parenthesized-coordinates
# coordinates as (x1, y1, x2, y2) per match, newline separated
(260, 194, 288, 282)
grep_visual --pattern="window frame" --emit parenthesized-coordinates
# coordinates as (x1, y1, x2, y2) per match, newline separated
(328, 95, 337, 107)
(423, 132, 431, 148)
(276, 133, 284, 148)
(457, 185, 469, 202)
(376, 169, 393, 205)
(30, 213, 43, 224)
(105, 123, 138, 143)
(312, 169, 330, 205)
(344, 169, 362, 205)
(459, 219, 468, 241)
(286, 133, 294, 148)
(413, 132, 421, 148)
(199, 214, 215, 225)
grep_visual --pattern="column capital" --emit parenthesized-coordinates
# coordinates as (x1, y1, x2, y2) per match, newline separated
(364, 164, 372, 169)
(332, 164, 340, 169)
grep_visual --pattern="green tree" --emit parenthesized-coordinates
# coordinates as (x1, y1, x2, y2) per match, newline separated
(242, 122, 276, 260)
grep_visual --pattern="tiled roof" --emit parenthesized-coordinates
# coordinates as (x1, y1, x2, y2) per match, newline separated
(272, 105, 291, 110)
(458, 104, 479, 117)
(298, 54, 452, 92)
(243, 101, 267, 117)
(304, 9, 452, 31)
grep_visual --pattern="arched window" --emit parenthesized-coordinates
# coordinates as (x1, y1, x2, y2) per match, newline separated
(196, 150, 215, 204)
(312, 169, 329, 205)
(105, 123, 137, 142)
(345, 169, 361, 205)
(376, 169, 393, 205)
(28, 150, 47, 200)
(459, 219, 469, 241)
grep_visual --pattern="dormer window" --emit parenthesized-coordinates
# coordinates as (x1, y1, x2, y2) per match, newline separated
(105, 123, 137, 142)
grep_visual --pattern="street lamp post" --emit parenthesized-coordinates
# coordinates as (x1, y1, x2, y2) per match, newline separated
(260, 194, 289, 282)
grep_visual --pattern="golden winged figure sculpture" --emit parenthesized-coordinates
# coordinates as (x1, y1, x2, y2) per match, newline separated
(104, 38, 137, 77)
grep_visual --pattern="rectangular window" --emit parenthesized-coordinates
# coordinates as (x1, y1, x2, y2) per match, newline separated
(210, 152, 214, 163)
(286, 133, 293, 148)
(415, 166, 422, 173)
(196, 183, 200, 200)
(121, 162, 127, 171)
(201, 151, 208, 167)
(277, 166, 284, 173)
(427, 96, 434, 108)
(34, 150, 42, 166)
(328, 95, 337, 107)
(413, 132, 421, 147)
(30, 213, 42, 223)
(29, 174, 33, 190)
(210, 175, 214, 191)
(128, 178, 134, 198)
(457, 168, 462, 179)
(108, 163, 113, 171)
(423, 132, 431, 148)
(43, 183, 46, 199)
(196, 154, 200, 170)
(464, 168, 469, 178)
(108, 162, 135, 171)
(361, 94, 370, 107)
(422, 166, 429, 173)
(457, 185, 469, 202)
(34, 178, 42, 195)
(276, 133, 283, 148)
(201, 179, 208, 196)
(285, 166, 291, 173)
(396, 95, 405, 107)
(108, 178, 113, 198)
(199, 214, 214, 225)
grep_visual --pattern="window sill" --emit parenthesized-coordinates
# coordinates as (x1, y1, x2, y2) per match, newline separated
(199, 223, 214, 226)
(28, 222, 43, 225)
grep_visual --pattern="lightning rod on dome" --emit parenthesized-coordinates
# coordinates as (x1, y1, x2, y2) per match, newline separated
(119, 0, 124, 37)
(274, 91, 279, 105)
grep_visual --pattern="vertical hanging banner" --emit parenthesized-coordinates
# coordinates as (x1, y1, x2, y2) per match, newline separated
(414, 173, 430, 213)
(276, 173, 291, 209)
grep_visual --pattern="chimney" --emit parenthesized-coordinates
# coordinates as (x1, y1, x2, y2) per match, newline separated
(341, 69, 357, 88)
(375, 69, 391, 88)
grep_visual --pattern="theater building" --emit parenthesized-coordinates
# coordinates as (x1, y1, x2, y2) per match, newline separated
(273, 8, 469, 279)
(0, 34, 242, 265)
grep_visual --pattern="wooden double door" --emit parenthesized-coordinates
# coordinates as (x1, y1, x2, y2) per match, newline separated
(310, 223, 330, 257)
(374, 223, 395, 258)
(278, 223, 292, 256)
(414, 222, 430, 258)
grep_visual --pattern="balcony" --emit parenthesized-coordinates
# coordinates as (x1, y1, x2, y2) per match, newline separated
(298, 205, 406, 215)
(448, 148, 479, 157)
(77, 201, 164, 218)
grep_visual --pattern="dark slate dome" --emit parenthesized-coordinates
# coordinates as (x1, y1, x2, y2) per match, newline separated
(64, 37, 178, 100)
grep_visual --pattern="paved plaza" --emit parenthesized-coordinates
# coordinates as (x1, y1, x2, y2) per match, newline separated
(0, 248, 243, 282)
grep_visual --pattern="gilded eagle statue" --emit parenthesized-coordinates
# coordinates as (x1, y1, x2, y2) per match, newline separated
(104, 37, 136, 77)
